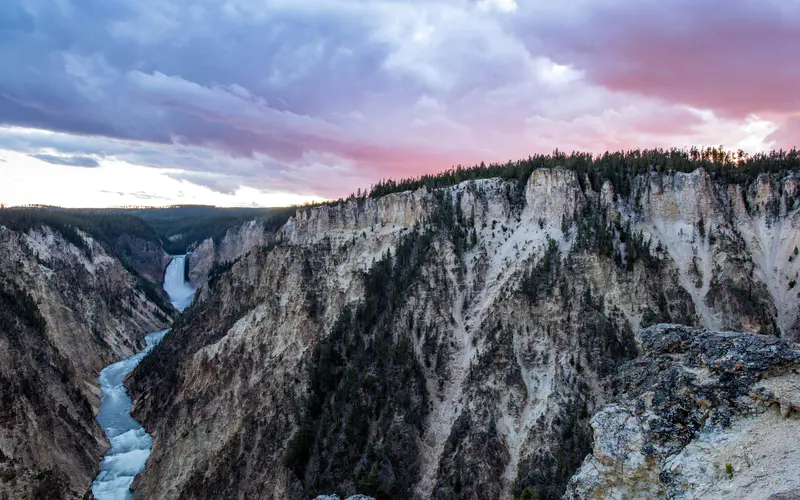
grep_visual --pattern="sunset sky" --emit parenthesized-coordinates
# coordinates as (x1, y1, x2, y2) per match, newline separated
(0, 0, 797, 207)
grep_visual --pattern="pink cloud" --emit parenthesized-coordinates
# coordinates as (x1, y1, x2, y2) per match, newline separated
(553, 2, 800, 120)
(766, 118, 800, 150)
(626, 107, 705, 136)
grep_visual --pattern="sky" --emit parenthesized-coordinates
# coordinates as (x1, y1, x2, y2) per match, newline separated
(0, 0, 798, 207)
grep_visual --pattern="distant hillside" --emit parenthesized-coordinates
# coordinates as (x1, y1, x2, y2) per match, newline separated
(104, 205, 297, 254)
(0, 205, 299, 256)
(0, 208, 173, 308)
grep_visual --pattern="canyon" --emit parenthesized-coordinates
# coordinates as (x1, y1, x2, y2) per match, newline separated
(2, 164, 800, 499)
(128, 167, 799, 499)
(0, 225, 172, 498)
(91, 256, 196, 500)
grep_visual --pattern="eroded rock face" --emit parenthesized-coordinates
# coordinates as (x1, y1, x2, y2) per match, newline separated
(564, 324, 800, 500)
(0, 226, 172, 499)
(187, 220, 273, 287)
(129, 169, 800, 500)
(112, 233, 171, 284)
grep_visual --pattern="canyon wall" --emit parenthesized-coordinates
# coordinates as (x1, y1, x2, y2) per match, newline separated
(0, 226, 172, 499)
(129, 168, 800, 499)
(186, 220, 274, 288)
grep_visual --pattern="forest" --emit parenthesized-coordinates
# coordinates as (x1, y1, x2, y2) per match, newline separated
(365, 147, 800, 200)
(284, 228, 432, 499)
(0, 208, 162, 254)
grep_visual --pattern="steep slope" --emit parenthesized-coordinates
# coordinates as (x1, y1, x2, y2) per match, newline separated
(107, 233, 171, 286)
(129, 168, 800, 500)
(0, 209, 173, 288)
(0, 226, 173, 499)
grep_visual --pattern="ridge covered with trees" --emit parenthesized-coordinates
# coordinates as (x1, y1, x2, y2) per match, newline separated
(0, 209, 162, 254)
(364, 147, 800, 200)
(0, 209, 172, 312)
(110, 205, 298, 254)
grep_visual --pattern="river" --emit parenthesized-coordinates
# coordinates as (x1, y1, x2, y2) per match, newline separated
(90, 255, 196, 500)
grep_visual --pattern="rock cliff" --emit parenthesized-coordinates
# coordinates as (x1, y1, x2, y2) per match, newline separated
(187, 220, 275, 288)
(0, 226, 172, 499)
(110, 233, 172, 285)
(128, 168, 800, 499)
(564, 324, 800, 499)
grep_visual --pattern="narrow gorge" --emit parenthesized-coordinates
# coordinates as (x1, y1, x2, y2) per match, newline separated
(2, 0, 798, 497)
(91, 256, 196, 500)
(0, 221, 173, 498)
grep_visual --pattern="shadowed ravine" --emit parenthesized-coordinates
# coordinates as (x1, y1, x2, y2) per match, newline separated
(91, 255, 195, 499)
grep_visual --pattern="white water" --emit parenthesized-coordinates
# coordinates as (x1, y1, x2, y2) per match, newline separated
(163, 255, 196, 312)
(91, 255, 196, 499)
(90, 330, 168, 499)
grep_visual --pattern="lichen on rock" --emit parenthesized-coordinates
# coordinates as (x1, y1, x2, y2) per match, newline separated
(564, 324, 800, 500)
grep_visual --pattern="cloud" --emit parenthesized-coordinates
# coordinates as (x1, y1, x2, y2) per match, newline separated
(0, 0, 794, 204)
(0, 126, 370, 198)
(0, 4, 35, 33)
(540, 0, 800, 119)
(30, 153, 100, 167)
(766, 118, 800, 150)
(99, 189, 171, 201)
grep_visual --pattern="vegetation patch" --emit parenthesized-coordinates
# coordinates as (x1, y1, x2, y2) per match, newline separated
(284, 228, 433, 499)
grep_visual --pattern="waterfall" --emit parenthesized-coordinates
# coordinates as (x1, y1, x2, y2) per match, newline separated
(90, 255, 197, 499)
(163, 255, 196, 312)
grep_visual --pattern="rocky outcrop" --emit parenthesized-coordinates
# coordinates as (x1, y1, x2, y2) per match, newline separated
(110, 233, 171, 285)
(186, 237, 215, 287)
(281, 188, 429, 244)
(564, 324, 800, 499)
(0, 226, 172, 499)
(187, 220, 274, 287)
(129, 168, 800, 500)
